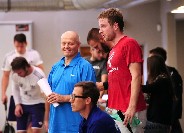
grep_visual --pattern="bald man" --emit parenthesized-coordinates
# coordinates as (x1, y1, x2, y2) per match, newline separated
(46, 31, 96, 133)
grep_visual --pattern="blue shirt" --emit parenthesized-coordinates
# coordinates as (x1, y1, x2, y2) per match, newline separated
(48, 53, 96, 133)
(79, 106, 121, 133)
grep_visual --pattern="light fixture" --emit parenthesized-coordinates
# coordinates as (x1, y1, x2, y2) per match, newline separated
(171, 6, 184, 13)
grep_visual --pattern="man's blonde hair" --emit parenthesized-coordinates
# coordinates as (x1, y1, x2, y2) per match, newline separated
(98, 8, 124, 32)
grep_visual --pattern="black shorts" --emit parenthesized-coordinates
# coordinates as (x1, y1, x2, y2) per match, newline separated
(8, 96, 16, 121)
(16, 103, 45, 131)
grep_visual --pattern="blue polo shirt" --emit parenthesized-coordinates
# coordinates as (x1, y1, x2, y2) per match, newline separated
(79, 106, 121, 133)
(48, 53, 96, 133)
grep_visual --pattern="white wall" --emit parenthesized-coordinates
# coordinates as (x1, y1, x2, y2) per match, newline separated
(0, 10, 101, 75)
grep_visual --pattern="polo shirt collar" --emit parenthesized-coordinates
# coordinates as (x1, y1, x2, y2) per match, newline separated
(60, 52, 81, 67)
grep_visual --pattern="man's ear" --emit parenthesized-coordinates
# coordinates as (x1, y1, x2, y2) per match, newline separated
(113, 22, 119, 31)
(85, 97, 91, 105)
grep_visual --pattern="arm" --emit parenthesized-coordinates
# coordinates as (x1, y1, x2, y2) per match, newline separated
(142, 77, 167, 93)
(1, 71, 10, 104)
(12, 79, 23, 117)
(98, 74, 108, 103)
(123, 62, 142, 126)
(15, 104, 23, 117)
(44, 101, 50, 132)
(47, 66, 70, 104)
(47, 92, 71, 103)
(37, 64, 44, 71)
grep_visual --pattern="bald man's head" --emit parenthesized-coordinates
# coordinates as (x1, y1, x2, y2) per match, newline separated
(60, 31, 81, 59)
(61, 31, 80, 45)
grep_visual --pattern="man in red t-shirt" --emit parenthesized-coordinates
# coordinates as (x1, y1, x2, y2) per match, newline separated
(98, 8, 147, 133)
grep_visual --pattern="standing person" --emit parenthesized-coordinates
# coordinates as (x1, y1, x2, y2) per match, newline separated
(142, 55, 173, 133)
(98, 8, 147, 133)
(1, 33, 44, 122)
(70, 81, 120, 133)
(87, 28, 111, 91)
(149, 47, 183, 133)
(85, 47, 107, 103)
(46, 31, 96, 133)
(87, 28, 111, 55)
(11, 57, 45, 133)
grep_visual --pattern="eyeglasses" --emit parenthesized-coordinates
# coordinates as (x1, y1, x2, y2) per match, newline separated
(70, 94, 87, 100)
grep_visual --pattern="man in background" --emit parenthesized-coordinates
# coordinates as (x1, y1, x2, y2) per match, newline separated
(1, 33, 44, 131)
(11, 57, 45, 133)
(149, 47, 183, 133)
(85, 47, 107, 104)
(87, 28, 111, 91)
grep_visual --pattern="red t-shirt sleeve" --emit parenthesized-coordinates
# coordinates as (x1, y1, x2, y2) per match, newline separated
(124, 38, 143, 66)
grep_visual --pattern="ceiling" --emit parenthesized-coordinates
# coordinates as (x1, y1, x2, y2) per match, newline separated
(0, 0, 158, 12)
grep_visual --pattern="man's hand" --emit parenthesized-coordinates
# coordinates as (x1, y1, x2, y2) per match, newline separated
(1, 94, 8, 104)
(123, 106, 136, 126)
(15, 104, 23, 117)
(47, 93, 70, 103)
(98, 98, 106, 104)
(96, 82, 104, 91)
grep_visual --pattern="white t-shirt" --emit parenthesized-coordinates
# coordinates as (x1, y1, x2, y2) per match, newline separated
(2, 49, 43, 71)
(12, 66, 45, 105)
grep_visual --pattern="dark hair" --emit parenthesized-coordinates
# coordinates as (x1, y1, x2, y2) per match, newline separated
(87, 28, 110, 53)
(149, 47, 167, 62)
(11, 57, 30, 71)
(14, 33, 27, 43)
(147, 55, 169, 83)
(87, 28, 101, 43)
(98, 8, 124, 32)
(74, 81, 100, 106)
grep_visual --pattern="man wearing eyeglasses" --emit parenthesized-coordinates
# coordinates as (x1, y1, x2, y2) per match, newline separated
(70, 81, 120, 133)
(46, 31, 96, 133)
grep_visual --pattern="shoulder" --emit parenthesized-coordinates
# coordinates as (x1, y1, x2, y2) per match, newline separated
(90, 108, 114, 124)
(154, 74, 171, 85)
(27, 49, 39, 53)
(4, 50, 16, 59)
(50, 60, 63, 72)
(27, 49, 40, 55)
(84, 56, 91, 61)
(118, 36, 141, 51)
(167, 66, 181, 76)
(52, 60, 61, 68)
(33, 66, 45, 77)
(78, 57, 93, 66)
(12, 73, 19, 82)
(100, 59, 107, 64)
(123, 36, 138, 45)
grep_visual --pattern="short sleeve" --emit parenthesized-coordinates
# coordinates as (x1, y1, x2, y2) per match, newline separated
(124, 39, 143, 66)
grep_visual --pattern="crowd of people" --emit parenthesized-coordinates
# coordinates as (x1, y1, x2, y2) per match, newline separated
(1, 7, 183, 133)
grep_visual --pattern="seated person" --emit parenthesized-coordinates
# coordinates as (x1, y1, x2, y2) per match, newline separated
(70, 81, 120, 133)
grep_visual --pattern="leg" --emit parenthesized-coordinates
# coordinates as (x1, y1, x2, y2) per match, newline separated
(132, 109, 147, 133)
(115, 120, 131, 133)
(30, 103, 45, 133)
(8, 96, 16, 121)
(32, 128, 43, 133)
(17, 131, 27, 133)
(16, 105, 29, 133)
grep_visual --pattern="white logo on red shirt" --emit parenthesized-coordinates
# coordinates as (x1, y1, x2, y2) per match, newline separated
(108, 51, 118, 73)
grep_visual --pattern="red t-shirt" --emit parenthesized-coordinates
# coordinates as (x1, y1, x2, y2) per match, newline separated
(107, 36, 146, 112)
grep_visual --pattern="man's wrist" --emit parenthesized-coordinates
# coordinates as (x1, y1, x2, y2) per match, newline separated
(103, 82, 108, 90)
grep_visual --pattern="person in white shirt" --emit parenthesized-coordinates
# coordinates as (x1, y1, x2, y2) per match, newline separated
(1, 33, 44, 123)
(11, 56, 45, 133)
